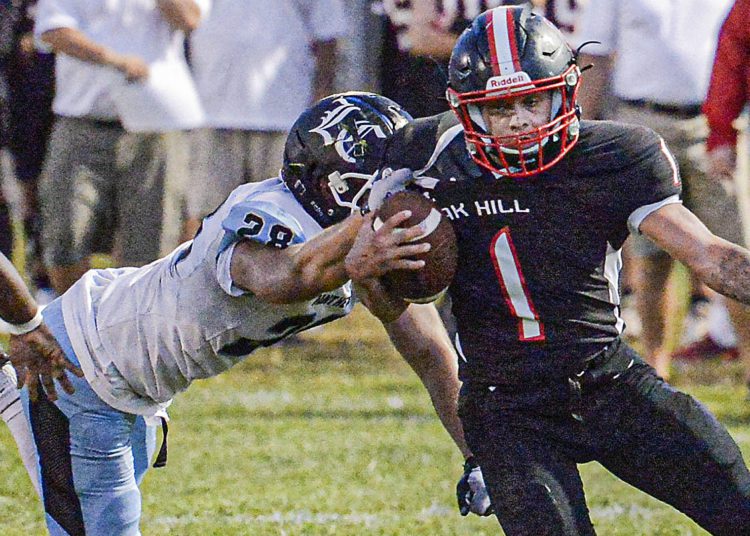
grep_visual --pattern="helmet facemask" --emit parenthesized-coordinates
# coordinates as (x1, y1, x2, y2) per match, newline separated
(324, 169, 377, 217)
(447, 64, 581, 178)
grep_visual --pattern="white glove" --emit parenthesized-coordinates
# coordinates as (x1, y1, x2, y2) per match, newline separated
(366, 167, 414, 213)
(456, 457, 494, 516)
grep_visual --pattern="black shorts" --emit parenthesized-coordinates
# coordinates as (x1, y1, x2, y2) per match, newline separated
(458, 340, 750, 536)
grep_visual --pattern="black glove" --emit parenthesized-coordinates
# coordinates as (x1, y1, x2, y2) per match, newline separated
(456, 456, 494, 516)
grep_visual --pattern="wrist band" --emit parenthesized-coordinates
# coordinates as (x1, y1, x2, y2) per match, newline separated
(5, 308, 43, 336)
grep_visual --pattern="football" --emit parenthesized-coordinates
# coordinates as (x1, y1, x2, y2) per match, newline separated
(373, 190, 458, 303)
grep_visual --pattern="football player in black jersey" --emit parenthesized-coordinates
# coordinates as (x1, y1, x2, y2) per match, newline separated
(377, 6, 750, 534)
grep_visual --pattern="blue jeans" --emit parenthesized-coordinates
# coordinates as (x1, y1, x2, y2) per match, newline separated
(22, 298, 156, 536)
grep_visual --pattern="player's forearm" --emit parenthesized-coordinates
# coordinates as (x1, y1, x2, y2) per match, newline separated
(41, 28, 125, 70)
(289, 214, 363, 298)
(0, 253, 38, 325)
(156, 0, 202, 32)
(385, 305, 472, 459)
(354, 278, 408, 323)
(233, 215, 362, 303)
(695, 241, 750, 306)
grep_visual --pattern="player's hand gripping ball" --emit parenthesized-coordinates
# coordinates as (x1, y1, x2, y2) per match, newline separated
(373, 190, 457, 303)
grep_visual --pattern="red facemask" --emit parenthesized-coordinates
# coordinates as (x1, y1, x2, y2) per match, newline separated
(447, 64, 581, 178)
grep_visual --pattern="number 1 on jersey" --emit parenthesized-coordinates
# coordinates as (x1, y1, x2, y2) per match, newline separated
(490, 228, 545, 341)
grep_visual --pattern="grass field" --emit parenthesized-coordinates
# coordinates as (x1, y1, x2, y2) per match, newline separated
(1, 305, 749, 535)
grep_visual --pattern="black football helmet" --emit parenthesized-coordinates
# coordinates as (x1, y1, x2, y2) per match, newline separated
(282, 92, 412, 227)
(446, 6, 581, 177)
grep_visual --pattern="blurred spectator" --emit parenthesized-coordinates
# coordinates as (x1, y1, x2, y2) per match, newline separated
(0, 0, 55, 300)
(184, 0, 346, 238)
(374, 0, 524, 118)
(702, 0, 750, 387)
(0, 0, 24, 259)
(576, 0, 742, 379)
(704, 0, 750, 182)
(374, 1, 585, 119)
(34, 0, 207, 294)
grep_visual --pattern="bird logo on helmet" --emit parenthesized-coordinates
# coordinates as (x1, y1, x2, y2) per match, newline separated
(446, 6, 581, 178)
(282, 92, 412, 227)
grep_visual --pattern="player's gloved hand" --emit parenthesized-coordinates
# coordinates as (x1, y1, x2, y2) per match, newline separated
(456, 456, 494, 517)
(365, 167, 414, 213)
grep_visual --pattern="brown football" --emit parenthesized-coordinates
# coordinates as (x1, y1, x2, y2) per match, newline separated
(373, 190, 458, 303)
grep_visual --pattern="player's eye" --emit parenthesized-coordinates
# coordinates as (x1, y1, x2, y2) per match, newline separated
(485, 102, 514, 117)
(524, 96, 541, 109)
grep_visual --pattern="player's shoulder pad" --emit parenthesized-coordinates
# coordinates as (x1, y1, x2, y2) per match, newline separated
(222, 196, 306, 250)
(574, 120, 668, 171)
(384, 112, 453, 171)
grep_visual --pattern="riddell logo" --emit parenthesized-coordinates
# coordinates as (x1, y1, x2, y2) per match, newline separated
(486, 72, 532, 91)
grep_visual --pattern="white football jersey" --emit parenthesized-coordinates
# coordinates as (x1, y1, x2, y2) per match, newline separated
(61, 178, 355, 416)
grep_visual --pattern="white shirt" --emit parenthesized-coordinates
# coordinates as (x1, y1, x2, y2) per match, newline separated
(35, 0, 209, 128)
(576, 0, 733, 105)
(189, 0, 347, 131)
(61, 179, 355, 416)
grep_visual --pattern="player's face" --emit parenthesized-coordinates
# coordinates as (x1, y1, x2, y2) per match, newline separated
(480, 91, 553, 144)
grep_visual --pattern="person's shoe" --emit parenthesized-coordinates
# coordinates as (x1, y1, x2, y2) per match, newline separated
(680, 295, 711, 346)
(672, 335, 739, 361)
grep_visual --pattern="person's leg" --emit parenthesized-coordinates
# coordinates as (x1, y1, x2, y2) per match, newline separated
(0, 190, 12, 258)
(115, 131, 169, 267)
(725, 298, 750, 386)
(593, 364, 750, 535)
(159, 130, 189, 255)
(23, 298, 148, 536)
(131, 415, 157, 485)
(183, 128, 246, 240)
(40, 117, 118, 293)
(245, 130, 287, 183)
(678, 117, 750, 384)
(8, 51, 55, 295)
(459, 387, 596, 536)
(0, 358, 41, 496)
(631, 247, 673, 376)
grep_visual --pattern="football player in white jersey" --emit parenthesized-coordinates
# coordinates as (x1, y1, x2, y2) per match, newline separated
(13, 92, 487, 536)
(2, 250, 84, 497)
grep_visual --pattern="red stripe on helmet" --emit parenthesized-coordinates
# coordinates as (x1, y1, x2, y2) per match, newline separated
(505, 8, 522, 72)
(486, 10, 501, 76)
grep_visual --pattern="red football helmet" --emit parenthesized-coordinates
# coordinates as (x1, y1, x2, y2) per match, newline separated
(446, 6, 581, 178)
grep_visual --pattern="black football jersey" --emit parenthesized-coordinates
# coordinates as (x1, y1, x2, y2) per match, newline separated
(382, 114, 682, 386)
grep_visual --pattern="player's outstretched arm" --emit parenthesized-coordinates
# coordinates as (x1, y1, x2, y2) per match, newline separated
(382, 303, 471, 459)
(640, 203, 750, 305)
(0, 252, 83, 401)
(230, 211, 428, 304)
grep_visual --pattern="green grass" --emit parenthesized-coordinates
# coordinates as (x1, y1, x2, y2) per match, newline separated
(1, 306, 749, 535)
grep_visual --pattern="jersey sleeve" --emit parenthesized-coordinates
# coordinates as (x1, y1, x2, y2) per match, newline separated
(618, 130, 683, 235)
(34, 0, 81, 38)
(216, 199, 307, 296)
